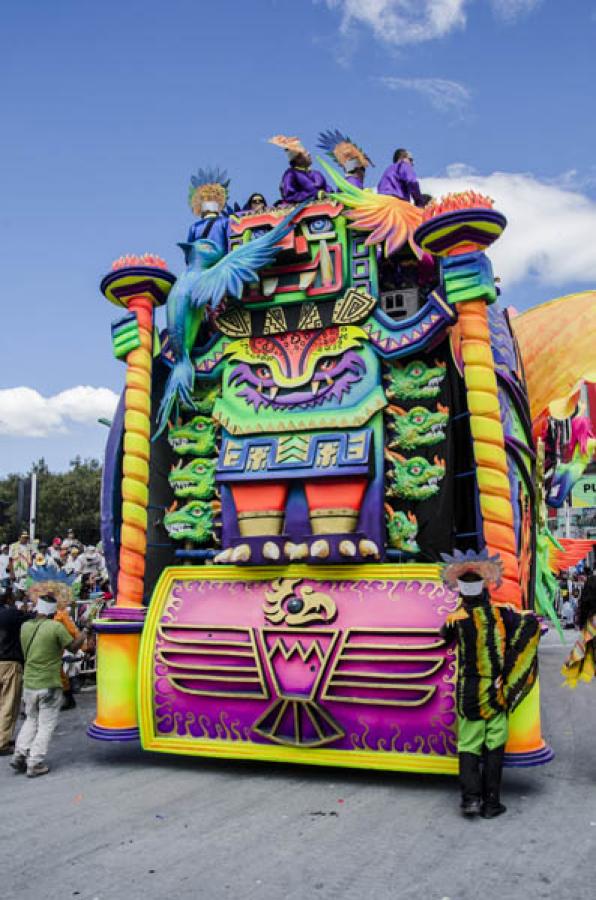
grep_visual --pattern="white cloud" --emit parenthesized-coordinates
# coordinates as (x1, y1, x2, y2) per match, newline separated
(322, 0, 542, 45)
(490, 0, 542, 23)
(376, 76, 471, 112)
(323, 0, 468, 46)
(0, 386, 119, 438)
(423, 167, 596, 287)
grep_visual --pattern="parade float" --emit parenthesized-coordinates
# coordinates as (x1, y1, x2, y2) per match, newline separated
(86, 147, 596, 773)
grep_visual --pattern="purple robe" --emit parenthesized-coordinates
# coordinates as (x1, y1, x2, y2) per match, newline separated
(346, 173, 364, 189)
(280, 167, 332, 203)
(377, 160, 423, 206)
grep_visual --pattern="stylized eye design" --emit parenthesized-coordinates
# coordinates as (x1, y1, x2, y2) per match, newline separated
(306, 216, 333, 235)
(195, 422, 205, 430)
(412, 414, 425, 424)
(256, 365, 271, 379)
(319, 359, 335, 372)
(191, 507, 202, 518)
(195, 465, 205, 473)
(250, 227, 271, 241)
(410, 365, 423, 377)
(409, 463, 423, 476)
(286, 596, 304, 615)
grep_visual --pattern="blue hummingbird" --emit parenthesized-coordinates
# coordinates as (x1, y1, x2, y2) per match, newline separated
(155, 203, 306, 436)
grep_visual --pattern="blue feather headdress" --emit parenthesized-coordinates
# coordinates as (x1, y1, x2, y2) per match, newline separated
(317, 129, 372, 170)
(440, 548, 504, 589)
(188, 167, 230, 215)
(26, 565, 78, 604)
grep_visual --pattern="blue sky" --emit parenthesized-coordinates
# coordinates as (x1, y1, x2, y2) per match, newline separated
(1, 0, 595, 474)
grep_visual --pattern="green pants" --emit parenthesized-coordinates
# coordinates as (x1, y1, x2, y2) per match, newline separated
(457, 712, 508, 755)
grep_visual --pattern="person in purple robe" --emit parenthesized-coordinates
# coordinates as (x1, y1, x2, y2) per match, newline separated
(378, 149, 424, 207)
(317, 128, 373, 190)
(269, 135, 332, 203)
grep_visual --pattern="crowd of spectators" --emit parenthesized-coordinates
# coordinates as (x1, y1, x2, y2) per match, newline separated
(0, 529, 111, 604)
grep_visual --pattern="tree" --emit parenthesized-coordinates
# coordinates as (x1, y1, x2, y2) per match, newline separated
(0, 458, 102, 545)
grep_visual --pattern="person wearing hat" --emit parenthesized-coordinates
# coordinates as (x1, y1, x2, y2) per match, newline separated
(269, 135, 332, 203)
(317, 128, 373, 190)
(61, 529, 77, 551)
(378, 148, 425, 207)
(440, 550, 540, 818)
(10, 593, 90, 777)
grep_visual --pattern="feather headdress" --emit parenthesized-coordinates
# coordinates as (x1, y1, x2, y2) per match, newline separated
(188, 167, 230, 216)
(26, 565, 78, 605)
(317, 129, 372, 171)
(268, 135, 308, 158)
(440, 548, 504, 589)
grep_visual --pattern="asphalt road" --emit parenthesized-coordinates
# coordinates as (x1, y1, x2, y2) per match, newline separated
(2, 629, 594, 900)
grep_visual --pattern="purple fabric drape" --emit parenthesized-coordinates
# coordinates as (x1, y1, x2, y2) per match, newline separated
(280, 167, 332, 203)
(377, 160, 423, 206)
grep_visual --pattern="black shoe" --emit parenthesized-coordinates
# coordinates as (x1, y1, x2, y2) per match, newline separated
(462, 797, 482, 816)
(10, 754, 27, 774)
(459, 752, 482, 816)
(482, 745, 506, 819)
(0, 746, 14, 756)
(61, 691, 76, 710)
(27, 763, 50, 778)
(481, 800, 507, 818)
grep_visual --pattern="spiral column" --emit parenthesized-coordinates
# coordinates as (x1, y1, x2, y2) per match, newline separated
(89, 257, 176, 742)
(415, 206, 521, 608)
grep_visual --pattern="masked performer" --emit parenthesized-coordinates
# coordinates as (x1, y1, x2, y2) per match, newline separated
(562, 572, 596, 687)
(270, 135, 332, 203)
(317, 128, 373, 189)
(187, 167, 230, 253)
(440, 550, 540, 818)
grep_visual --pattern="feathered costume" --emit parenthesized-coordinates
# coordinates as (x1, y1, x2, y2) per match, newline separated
(317, 129, 372, 189)
(156, 201, 308, 436)
(441, 550, 540, 720)
(440, 549, 540, 818)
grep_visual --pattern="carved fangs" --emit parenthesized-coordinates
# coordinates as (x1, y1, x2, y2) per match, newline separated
(261, 276, 278, 297)
(310, 539, 330, 559)
(231, 544, 251, 562)
(299, 270, 317, 290)
(284, 541, 309, 560)
(339, 540, 357, 557)
(359, 539, 380, 559)
(213, 547, 234, 564)
(263, 541, 280, 561)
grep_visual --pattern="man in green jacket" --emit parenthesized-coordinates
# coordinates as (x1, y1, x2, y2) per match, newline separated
(10, 594, 90, 778)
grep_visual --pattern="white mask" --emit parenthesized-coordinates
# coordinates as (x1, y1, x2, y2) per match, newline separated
(201, 200, 220, 213)
(37, 597, 58, 616)
(344, 158, 360, 173)
(457, 579, 484, 596)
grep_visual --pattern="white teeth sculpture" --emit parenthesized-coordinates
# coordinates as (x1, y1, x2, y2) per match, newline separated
(310, 539, 330, 559)
(213, 547, 234, 564)
(263, 541, 280, 561)
(339, 540, 357, 557)
(359, 539, 380, 559)
(231, 544, 251, 562)
(284, 541, 309, 560)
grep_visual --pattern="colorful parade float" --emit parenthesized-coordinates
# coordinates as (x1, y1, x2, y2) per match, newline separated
(89, 138, 596, 773)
